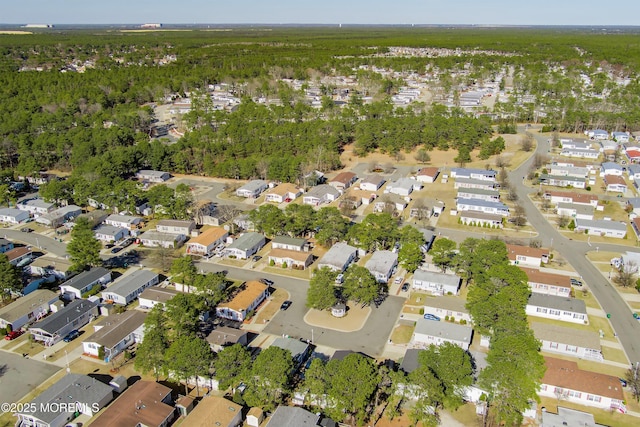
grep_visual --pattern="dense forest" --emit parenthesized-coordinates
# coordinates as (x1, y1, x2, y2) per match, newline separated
(1, 27, 640, 183)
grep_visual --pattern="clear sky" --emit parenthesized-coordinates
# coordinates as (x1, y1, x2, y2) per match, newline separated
(3, 0, 640, 26)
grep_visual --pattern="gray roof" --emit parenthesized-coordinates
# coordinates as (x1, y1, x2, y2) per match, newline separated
(628, 197, 640, 209)
(266, 406, 319, 427)
(0, 238, 11, 247)
(227, 232, 265, 251)
(389, 177, 418, 191)
(414, 319, 473, 344)
(319, 242, 357, 269)
(18, 198, 55, 209)
(457, 198, 508, 209)
(628, 164, 640, 175)
(105, 214, 142, 224)
(0, 207, 28, 217)
(400, 348, 421, 373)
(305, 184, 341, 199)
(272, 235, 307, 247)
(20, 374, 113, 423)
(137, 169, 169, 178)
(206, 326, 247, 347)
(365, 250, 398, 275)
(423, 296, 468, 313)
(413, 270, 462, 288)
(157, 219, 195, 228)
(601, 162, 623, 171)
(0, 290, 58, 323)
(103, 270, 159, 298)
(556, 202, 595, 216)
(60, 267, 111, 291)
(454, 178, 497, 187)
(361, 175, 386, 187)
(86, 310, 147, 348)
(456, 187, 500, 196)
(30, 299, 98, 334)
(138, 286, 179, 304)
(459, 211, 504, 221)
(271, 337, 309, 359)
(237, 179, 267, 192)
(94, 224, 126, 237)
(561, 148, 598, 155)
(450, 167, 497, 178)
(528, 294, 587, 314)
(139, 230, 182, 242)
(541, 406, 605, 427)
(530, 322, 600, 350)
(574, 218, 628, 232)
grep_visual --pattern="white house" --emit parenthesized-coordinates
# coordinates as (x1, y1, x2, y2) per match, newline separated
(101, 269, 160, 305)
(526, 294, 588, 324)
(453, 178, 497, 191)
(136, 169, 171, 182)
(104, 214, 144, 231)
(138, 286, 180, 309)
(585, 129, 609, 140)
(612, 131, 630, 143)
(506, 244, 549, 267)
(627, 164, 640, 181)
(82, 310, 147, 362)
(544, 190, 598, 207)
(539, 357, 625, 413)
(216, 280, 268, 321)
(386, 177, 422, 197)
(456, 187, 500, 201)
(329, 171, 358, 192)
(548, 165, 589, 178)
(268, 248, 314, 270)
(0, 289, 58, 331)
(264, 183, 303, 203)
(411, 319, 473, 351)
(422, 296, 472, 324)
(359, 175, 386, 191)
(460, 211, 504, 228)
(600, 162, 624, 177)
(317, 242, 358, 272)
(374, 194, 408, 213)
(412, 270, 461, 296)
(416, 167, 440, 183)
(365, 250, 398, 283)
(540, 174, 586, 189)
(59, 267, 112, 300)
(29, 299, 98, 346)
(29, 255, 74, 280)
(556, 202, 594, 220)
(93, 225, 128, 243)
(236, 180, 268, 198)
(603, 174, 627, 193)
(456, 198, 509, 216)
(519, 267, 572, 297)
(302, 184, 341, 206)
(574, 218, 627, 238)
(272, 236, 307, 251)
(139, 230, 187, 248)
(542, 407, 607, 427)
(35, 205, 82, 228)
(450, 168, 497, 181)
(531, 322, 603, 362)
(0, 208, 30, 224)
(560, 148, 600, 159)
(185, 227, 228, 256)
(16, 198, 55, 217)
(225, 232, 265, 259)
(156, 219, 196, 235)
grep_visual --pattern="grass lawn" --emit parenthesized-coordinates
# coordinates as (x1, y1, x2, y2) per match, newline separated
(11, 339, 45, 357)
(586, 250, 621, 264)
(527, 315, 615, 340)
(254, 288, 289, 325)
(574, 288, 603, 310)
(601, 345, 630, 365)
(402, 306, 423, 315)
(407, 292, 430, 306)
(597, 200, 628, 222)
(447, 402, 482, 427)
(390, 323, 415, 344)
(537, 397, 635, 427)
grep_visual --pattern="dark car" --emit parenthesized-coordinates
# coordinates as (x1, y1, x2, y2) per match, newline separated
(260, 278, 274, 286)
(401, 283, 410, 292)
(111, 246, 123, 254)
(63, 330, 80, 342)
(121, 238, 134, 247)
(252, 255, 262, 262)
(5, 330, 24, 340)
(280, 300, 292, 310)
(570, 278, 583, 287)
(423, 314, 441, 321)
(20, 227, 33, 233)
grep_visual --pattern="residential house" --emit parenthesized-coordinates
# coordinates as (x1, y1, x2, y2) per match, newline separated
(18, 172, 57, 186)
(105, 214, 144, 231)
(0, 207, 30, 224)
(453, 178, 497, 191)
(225, 232, 266, 259)
(268, 248, 314, 270)
(400, 348, 422, 374)
(456, 187, 500, 201)
(632, 217, 640, 239)
(603, 174, 627, 193)
(0, 289, 58, 330)
(195, 202, 236, 226)
(139, 230, 187, 248)
(359, 175, 386, 191)
(183, 396, 242, 427)
(317, 242, 358, 272)
(246, 407, 265, 427)
(600, 139, 619, 155)
(272, 236, 307, 251)
(412, 270, 461, 296)
(574, 218, 627, 238)
(539, 357, 625, 413)
(59, 267, 112, 300)
(374, 194, 408, 213)
(586, 129, 609, 140)
(236, 179, 268, 198)
(5, 246, 32, 266)
(548, 165, 589, 178)
(232, 213, 254, 231)
(35, 205, 82, 228)
(600, 162, 624, 177)
(541, 407, 607, 427)
(29, 299, 98, 346)
(216, 280, 268, 321)
(411, 319, 473, 351)
(185, 227, 228, 256)
(156, 219, 195, 235)
(89, 380, 175, 427)
(460, 211, 504, 228)
(450, 168, 497, 181)
(264, 183, 303, 203)
(101, 269, 160, 305)
(0, 238, 13, 253)
(82, 310, 147, 362)
(29, 255, 74, 280)
(627, 164, 640, 181)
(76, 209, 109, 228)
(540, 174, 586, 189)
(271, 337, 312, 368)
(560, 148, 600, 159)
(456, 198, 509, 216)
(302, 184, 341, 206)
(329, 171, 358, 192)
(206, 326, 249, 352)
(531, 322, 603, 362)
(506, 244, 550, 267)
(544, 190, 599, 207)
(526, 294, 588, 324)
(625, 146, 640, 163)
(629, 198, 640, 217)
(136, 169, 171, 182)
(266, 406, 319, 427)
(14, 373, 113, 427)
(423, 296, 472, 323)
(556, 202, 595, 220)
(365, 250, 398, 283)
(16, 198, 55, 217)
(386, 177, 422, 197)
(520, 267, 572, 297)
(138, 286, 180, 309)
(612, 132, 630, 143)
(416, 167, 440, 183)
(343, 188, 376, 207)
(93, 224, 129, 242)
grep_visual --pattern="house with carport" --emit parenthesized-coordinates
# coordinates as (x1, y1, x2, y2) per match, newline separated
(94, 225, 129, 242)
(365, 250, 398, 283)
(422, 296, 471, 324)
(412, 270, 461, 296)
(59, 267, 112, 300)
(359, 175, 386, 191)
(317, 242, 357, 272)
(186, 227, 228, 256)
(29, 299, 98, 346)
(101, 269, 160, 305)
(82, 310, 147, 362)
(0, 208, 30, 224)
(519, 267, 572, 297)
(411, 319, 473, 351)
(216, 280, 268, 321)
(531, 322, 603, 362)
(506, 244, 549, 267)
(225, 232, 265, 259)
(236, 179, 268, 198)
(0, 289, 58, 331)
(264, 183, 303, 203)
(329, 171, 358, 192)
(526, 294, 588, 324)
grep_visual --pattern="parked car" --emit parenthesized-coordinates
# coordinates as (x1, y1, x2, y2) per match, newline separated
(121, 238, 134, 247)
(423, 314, 441, 321)
(570, 278, 583, 287)
(280, 300, 292, 310)
(260, 278, 274, 286)
(394, 276, 404, 285)
(5, 330, 24, 340)
(20, 227, 33, 233)
(111, 246, 123, 254)
(252, 255, 262, 262)
(401, 283, 410, 292)
(335, 274, 344, 284)
(63, 330, 80, 342)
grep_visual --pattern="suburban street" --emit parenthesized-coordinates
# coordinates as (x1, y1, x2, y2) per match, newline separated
(1, 228, 68, 257)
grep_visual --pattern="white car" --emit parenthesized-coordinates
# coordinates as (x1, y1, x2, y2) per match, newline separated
(335, 274, 344, 284)
(394, 276, 404, 285)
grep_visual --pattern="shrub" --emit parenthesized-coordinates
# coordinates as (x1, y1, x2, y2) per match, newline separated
(460, 319, 467, 325)
(282, 262, 287, 268)
(0, 327, 7, 336)
(269, 259, 275, 266)
(568, 220, 576, 230)
(419, 308, 424, 315)
(444, 315, 449, 322)
(586, 186, 591, 191)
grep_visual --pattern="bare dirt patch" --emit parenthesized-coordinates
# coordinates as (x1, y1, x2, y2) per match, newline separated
(304, 303, 371, 332)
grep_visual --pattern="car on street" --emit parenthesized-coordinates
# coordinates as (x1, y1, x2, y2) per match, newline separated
(63, 330, 80, 342)
(280, 300, 292, 310)
(401, 283, 409, 292)
(20, 227, 33, 233)
(260, 278, 274, 286)
(335, 274, 344, 284)
(5, 330, 24, 340)
(394, 276, 404, 285)
(423, 314, 441, 321)
(111, 246, 123, 254)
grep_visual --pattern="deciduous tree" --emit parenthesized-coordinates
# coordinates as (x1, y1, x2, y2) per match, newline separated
(307, 267, 338, 310)
(213, 343, 252, 391)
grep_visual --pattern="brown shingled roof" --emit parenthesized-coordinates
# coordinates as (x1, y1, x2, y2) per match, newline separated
(519, 267, 571, 289)
(542, 357, 623, 400)
(220, 281, 267, 312)
(506, 244, 549, 260)
(188, 227, 228, 246)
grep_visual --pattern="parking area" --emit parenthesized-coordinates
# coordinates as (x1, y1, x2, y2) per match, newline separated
(0, 351, 61, 409)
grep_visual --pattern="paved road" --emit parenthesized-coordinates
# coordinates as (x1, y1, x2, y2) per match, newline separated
(505, 127, 640, 365)
(193, 261, 404, 357)
(1, 228, 68, 257)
